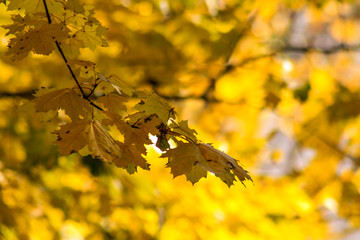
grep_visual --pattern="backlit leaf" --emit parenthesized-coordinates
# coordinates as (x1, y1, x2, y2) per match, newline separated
(135, 92, 175, 124)
(7, 23, 69, 61)
(34, 88, 91, 120)
(8, 0, 64, 15)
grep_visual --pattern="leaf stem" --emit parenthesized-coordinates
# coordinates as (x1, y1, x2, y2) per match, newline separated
(42, 0, 103, 111)
(167, 130, 197, 144)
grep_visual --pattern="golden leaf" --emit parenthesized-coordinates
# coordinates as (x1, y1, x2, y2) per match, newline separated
(161, 142, 204, 178)
(135, 92, 175, 124)
(7, 23, 69, 61)
(198, 143, 253, 184)
(34, 88, 91, 120)
(54, 120, 123, 163)
(8, 0, 64, 15)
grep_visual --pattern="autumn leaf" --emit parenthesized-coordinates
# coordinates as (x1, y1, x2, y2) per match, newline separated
(53, 119, 89, 155)
(7, 0, 64, 15)
(87, 120, 123, 163)
(185, 163, 208, 184)
(54, 120, 123, 164)
(66, 0, 84, 13)
(34, 88, 91, 120)
(161, 142, 252, 186)
(169, 120, 198, 143)
(98, 74, 134, 96)
(198, 143, 253, 184)
(103, 113, 153, 154)
(116, 142, 150, 171)
(77, 24, 108, 50)
(7, 23, 69, 61)
(135, 92, 175, 124)
(59, 36, 84, 59)
(96, 94, 127, 114)
(161, 142, 204, 179)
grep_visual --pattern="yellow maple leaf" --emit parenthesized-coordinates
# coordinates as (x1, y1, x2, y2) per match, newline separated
(161, 142, 203, 179)
(53, 120, 89, 155)
(8, 0, 64, 15)
(96, 94, 127, 114)
(198, 143, 253, 184)
(102, 113, 153, 154)
(169, 120, 198, 143)
(76, 24, 108, 50)
(116, 142, 150, 171)
(54, 120, 123, 163)
(135, 92, 175, 124)
(34, 88, 91, 120)
(7, 23, 69, 61)
(87, 120, 123, 163)
(161, 142, 252, 186)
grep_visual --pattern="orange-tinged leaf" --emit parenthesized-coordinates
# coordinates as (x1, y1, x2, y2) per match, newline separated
(34, 88, 91, 120)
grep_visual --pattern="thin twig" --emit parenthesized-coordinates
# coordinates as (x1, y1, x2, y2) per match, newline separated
(42, 0, 103, 111)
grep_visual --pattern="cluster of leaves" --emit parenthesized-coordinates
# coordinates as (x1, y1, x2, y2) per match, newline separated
(3, 0, 252, 187)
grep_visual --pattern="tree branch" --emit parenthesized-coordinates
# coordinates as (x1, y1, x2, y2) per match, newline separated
(0, 90, 35, 99)
(42, 0, 103, 111)
(279, 43, 360, 54)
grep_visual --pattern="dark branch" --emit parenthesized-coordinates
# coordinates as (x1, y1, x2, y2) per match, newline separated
(42, 0, 103, 111)
(0, 90, 35, 99)
(279, 43, 360, 54)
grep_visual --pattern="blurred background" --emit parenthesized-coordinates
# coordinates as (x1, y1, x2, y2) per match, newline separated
(1, 0, 360, 239)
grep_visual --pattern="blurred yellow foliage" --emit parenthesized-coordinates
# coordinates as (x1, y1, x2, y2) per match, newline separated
(1, 0, 360, 239)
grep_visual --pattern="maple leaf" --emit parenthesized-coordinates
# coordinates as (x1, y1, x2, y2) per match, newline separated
(34, 88, 91, 120)
(3, 15, 28, 36)
(66, 0, 84, 13)
(54, 120, 123, 163)
(135, 92, 176, 124)
(103, 113, 152, 154)
(8, 0, 64, 15)
(169, 120, 198, 143)
(185, 164, 207, 184)
(96, 94, 127, 114)
(7, 23, 69, 61)
(77, 24, 108, 50)
(98, 74, 134, 96)
(161, 142, 206, 179)
(58, 36, 84, 59)
(116, 142, 150, 171)
(53, 119, 89, 155)
(87, 120, 123, 163)
(161, 142, 252, 186)
(197, 143, 253, 185)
